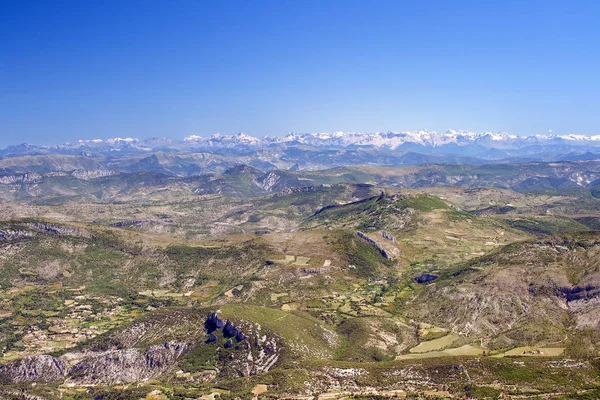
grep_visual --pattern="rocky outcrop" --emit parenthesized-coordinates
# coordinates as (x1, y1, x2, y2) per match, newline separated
(206, 333, 217, 343)
(415, 273, 438, 284)
(274, 186, 315, 197)
(254, 171, 282, 192)
(253, 171, 303, 193)
(204, 312, 246, 343)
(0, 229, 34, 241)
(0, 308, 205, 386)
(0, 343, 189, 386)
(110, 220, 147, 227)
(355, 231, 391, 259)
(27, 222, 93, 238)
(300, 267, 327, 274)
(201, 313, 278, 379)
(558, 285, 600, 302)
(204, 312, 225, 333)
(380, 231, 396, 242)
(228, 322, 281, 377)
(222, 320, 239, 338)
(67, 341, 189, 385)
(0, 172, 43, 185)
(0, 310, 282, 386)
(0, 355, 68, 383)
(71, 169, 117, 180)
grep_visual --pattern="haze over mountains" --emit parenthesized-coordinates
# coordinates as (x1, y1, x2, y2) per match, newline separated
(5, 129, 600, 156)
(1, 130, 600, 181)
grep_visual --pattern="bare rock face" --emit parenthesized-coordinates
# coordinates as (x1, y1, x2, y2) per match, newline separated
(275, 186, 314, 197)
(254, 171, 281, 192)
(68, 341, 189, 385)
(220, 321, 282, 378)
(380, 230, 396, 242)
(71, 169, 116, 180)
(355, 231, 391, 259)
(0, 229, 34, 241)
(27, 222, 94, 238)
(0, 355, 68, 383)
(204, 312, 225, 334)
(0, 172, 43, 185)
(0, 309, 285, 386)
(415, 273, 438, 284)
(0, 343, 189, 386)
(222, 320, 239, 339)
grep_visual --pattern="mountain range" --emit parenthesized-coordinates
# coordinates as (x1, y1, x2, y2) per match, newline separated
(1, 130, 599, 179)
(3, 131, 600, 398)
(3, 129, 600, 157)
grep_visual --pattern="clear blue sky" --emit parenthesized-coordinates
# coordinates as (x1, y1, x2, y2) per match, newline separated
(1, 0, 599, 146)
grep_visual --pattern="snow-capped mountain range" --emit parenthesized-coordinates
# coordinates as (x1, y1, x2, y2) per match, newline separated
(61, 130, 600, 149)
(3, 130, 600, 158)
(2, 129, 600, 177)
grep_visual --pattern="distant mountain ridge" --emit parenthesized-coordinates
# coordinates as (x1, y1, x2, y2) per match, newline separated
(1, 130, 600, 176)
(1, 160, 600, 203)
(4, 129, 600, 154)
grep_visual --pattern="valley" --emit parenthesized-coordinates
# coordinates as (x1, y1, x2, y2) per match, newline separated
(1, 161, 600, 399)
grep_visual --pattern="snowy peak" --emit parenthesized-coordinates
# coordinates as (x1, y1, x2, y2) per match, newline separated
(278, 130, 528, 149)
(60, 137, 145, 151)
(184, 132, 261, 146)
(81, 130, 600, 151)
(3, 130, 600, 157)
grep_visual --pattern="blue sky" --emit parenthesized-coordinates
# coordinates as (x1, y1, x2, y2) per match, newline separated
(1, 0, 599, 146)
